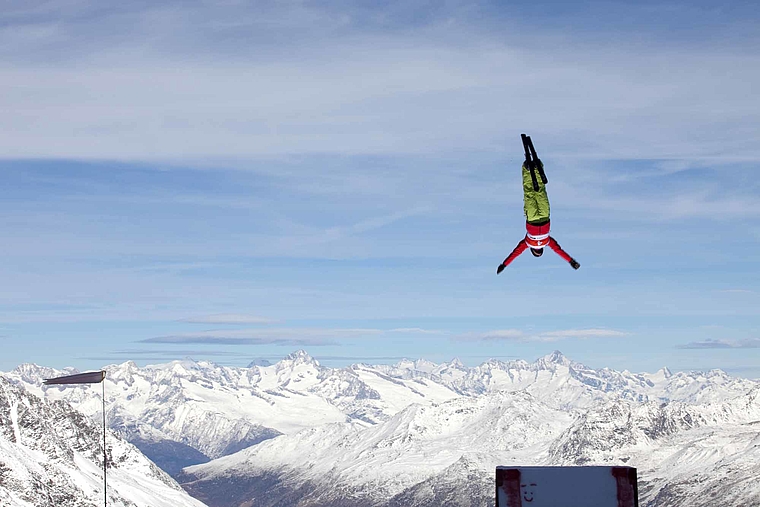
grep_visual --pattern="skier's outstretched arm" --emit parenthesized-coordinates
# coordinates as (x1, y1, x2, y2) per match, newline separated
(547, 237, 580, 270)
(497, 239, 528, 274)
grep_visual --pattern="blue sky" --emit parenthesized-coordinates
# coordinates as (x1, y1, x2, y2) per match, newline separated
(1, 0, 759, 377)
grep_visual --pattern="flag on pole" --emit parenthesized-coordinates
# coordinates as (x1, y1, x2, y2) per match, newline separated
(44, 369, 109, 506)
(44, 371, 106, 385)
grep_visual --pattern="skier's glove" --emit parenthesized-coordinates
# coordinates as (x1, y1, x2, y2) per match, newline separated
(570, 259, 580, 270)
(497, 263, 506, 274)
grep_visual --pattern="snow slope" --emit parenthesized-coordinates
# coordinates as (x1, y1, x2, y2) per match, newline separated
(0, 375, 208, 507)
(182, 387, 760, 507)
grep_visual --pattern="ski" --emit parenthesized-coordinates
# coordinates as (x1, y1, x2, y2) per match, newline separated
(526, 135, 548, 184)
(521, 133, 540, 191)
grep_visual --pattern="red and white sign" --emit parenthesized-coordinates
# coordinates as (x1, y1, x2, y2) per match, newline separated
(495, 466, 638, 507)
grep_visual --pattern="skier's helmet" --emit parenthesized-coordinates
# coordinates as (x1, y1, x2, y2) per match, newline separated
(530, 248, 544, 257)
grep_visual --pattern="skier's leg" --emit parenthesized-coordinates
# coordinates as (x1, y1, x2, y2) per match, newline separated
(522, 163, 535, 194)
(523, 164, 551, 223)
(534, 186, 550, 222)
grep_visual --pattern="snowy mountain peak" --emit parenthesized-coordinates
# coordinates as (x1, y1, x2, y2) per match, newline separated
(283, 349, 320, 366)
(105, 360, 143, 386)
(155, 358, 203, 375)
(413, 359, 438, 373)
(247, 358, 272, 368)
(394, 358, 415, 369)
(448, 357, 465, 368)
(537, 350, 574, 368)
(110, 360, 140, 373)
(11, 363, 72, 385)
(391, 357, 442, 374)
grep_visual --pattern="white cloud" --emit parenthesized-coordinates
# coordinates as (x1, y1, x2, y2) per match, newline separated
(457, 328, 628, 343)
(387, 328, 444, 334)
(456, 329, 525, 342)
(677, 338, 760, 350)
(180, 314, 276, 325)
(550, 179, 760, 222)
(0, 2, 758, 163)
(141, 327, 385, 346)
(539, 329, 629, 339)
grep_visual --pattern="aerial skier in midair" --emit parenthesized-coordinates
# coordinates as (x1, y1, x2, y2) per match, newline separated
(497, 134, 580, 274)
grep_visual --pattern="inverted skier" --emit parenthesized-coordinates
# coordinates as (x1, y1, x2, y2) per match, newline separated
(497, 135, 580, 274)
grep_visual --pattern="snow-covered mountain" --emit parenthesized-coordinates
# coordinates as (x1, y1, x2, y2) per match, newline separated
(0, 375, 207, 507)
(180, 390, 572, 507)
(5, 350, 760, 507)
(181, 387, 760, 507)
(6, 350, 466, 470)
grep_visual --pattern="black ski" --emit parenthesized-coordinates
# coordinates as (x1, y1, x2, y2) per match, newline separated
(526, 136, 548, 184)
(521, 133, 540, 191)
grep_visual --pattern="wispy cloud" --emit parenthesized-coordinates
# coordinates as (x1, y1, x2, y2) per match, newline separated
(458, 329, 525, 342)
(79, 349, 244, 363)
(555, 184, 760, 222)
(280, 207, 434, 250)
(321, 207, 433, 241)
(457, 328, 628, 343)
(539, 329, 629, 339)
(180, 314, 276, 325)
(140, 327, 385, 346)
(677, 338, 760, 349)
(387, 328, 444, 334)
(111, 349, 243, 357)
(141, 335, 335, 346)
(0, 2, 758, 163)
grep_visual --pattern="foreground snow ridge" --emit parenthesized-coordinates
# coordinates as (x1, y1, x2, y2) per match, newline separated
(0, 376, 207, 507)
(5, 350, 760, 507)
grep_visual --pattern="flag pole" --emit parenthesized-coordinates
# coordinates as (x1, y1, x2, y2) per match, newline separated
(44, 370, 108, 507)
(102, 377, 107, 507)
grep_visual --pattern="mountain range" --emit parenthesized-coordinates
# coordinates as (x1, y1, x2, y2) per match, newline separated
(4, 350, 760, 507)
